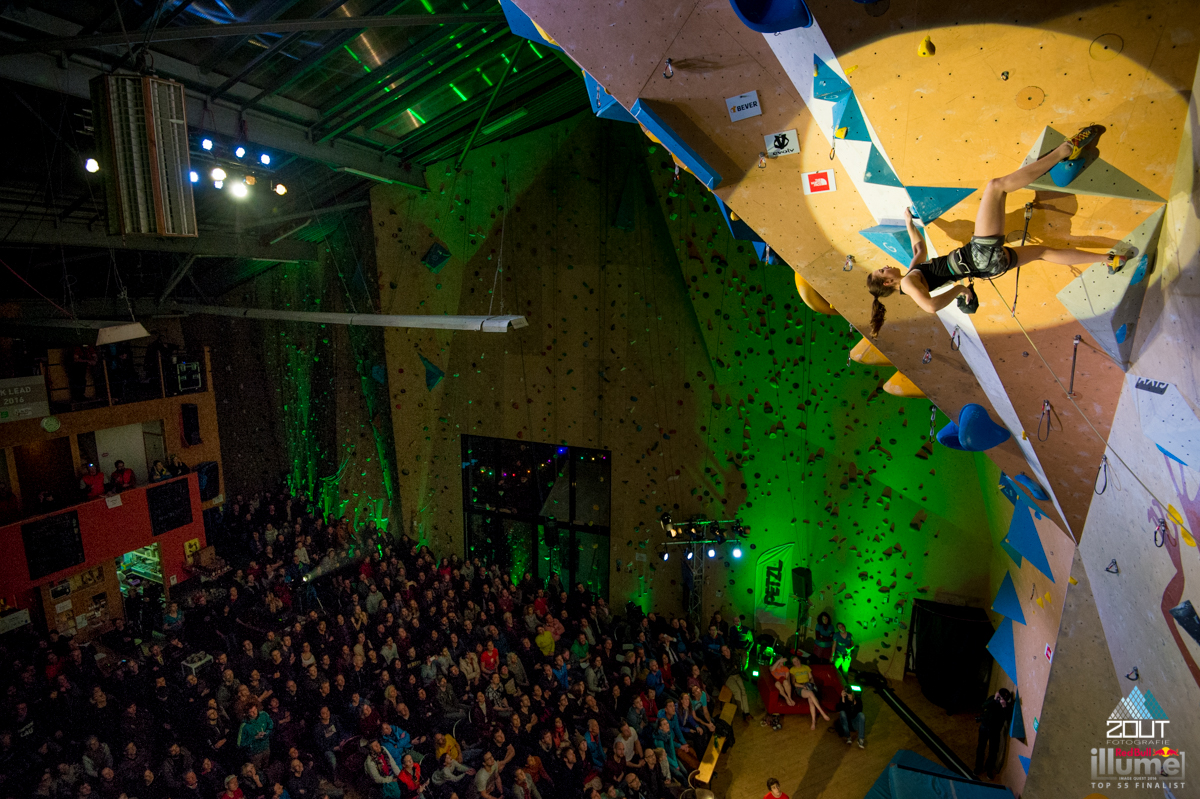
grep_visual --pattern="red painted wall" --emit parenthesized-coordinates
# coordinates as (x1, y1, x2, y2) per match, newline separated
(0, 473, 206, 608)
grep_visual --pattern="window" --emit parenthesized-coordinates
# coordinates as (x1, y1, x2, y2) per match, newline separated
(461, 435, 610, 600)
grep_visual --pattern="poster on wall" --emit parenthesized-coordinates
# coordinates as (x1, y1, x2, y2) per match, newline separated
(754, 543, 797, 634)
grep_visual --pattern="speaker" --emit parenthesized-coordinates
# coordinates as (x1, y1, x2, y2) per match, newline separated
(791, 566, 813, 598)
(181, 403, 201, 446)
(195, 461, 220, 502)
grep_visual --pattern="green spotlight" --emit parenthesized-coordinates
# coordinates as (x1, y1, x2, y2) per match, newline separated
(850, 685, 863, 692)
(751, 669, 759, 678)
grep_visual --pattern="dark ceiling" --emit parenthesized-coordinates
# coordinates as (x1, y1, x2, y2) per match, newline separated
(0, 0, 587, 310)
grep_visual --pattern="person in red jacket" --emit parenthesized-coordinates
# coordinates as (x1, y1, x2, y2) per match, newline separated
(110, 460, 136, 491)
(764, 777, 788, 799)
(396, 751, 427, 799)
(80, 463, 106, 499)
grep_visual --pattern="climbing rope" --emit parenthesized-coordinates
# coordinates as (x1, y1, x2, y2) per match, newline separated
(1036, 400, 1052, 442)
(979, 276, 1179, 519)
(1094, 455, 1109, 495)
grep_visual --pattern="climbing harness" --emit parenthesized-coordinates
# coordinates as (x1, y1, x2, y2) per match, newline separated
(843, 255, 855, 272)
(1036, 400, 1051, 442)
(922, 348, 932, 365)
(1011, 202, 1033, 315)
(949, 325, 961, 352)
(662, 58, 673, 79)
(1067, 334, 1082, 398)
(1094, 455, 1109, 495)
(927, 406, 938, 442)
(1153, 518, 1168, 548)
(1105, 559, 1119, 574)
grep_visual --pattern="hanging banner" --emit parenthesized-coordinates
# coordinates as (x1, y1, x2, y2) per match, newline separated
(754, 542, 797, 633)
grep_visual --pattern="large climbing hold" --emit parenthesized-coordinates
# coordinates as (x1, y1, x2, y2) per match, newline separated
(631, 100, 722, 189)
(986, 618, 1019, 685)
(849, 337, 892, 366)
(1022, 126, 1163, 202)
(1013, 473, 1049, 501)
(864, 145, 904, 187)
(1056, 206, 1165, 368)
(882, 372, 925, 398)
(812, 56, 851, 101)
(905, 186, 975, 224)
(728, 0, 812, 33)
(794, 272, 838, 315)
(860, 224, 923, 266)
(1006, 503, 1056, 583)
(831, 93, 870, 142)
(992, 571, 1026, 625)
(581, 70, 635, 124)
(935, 404, 1010, 451)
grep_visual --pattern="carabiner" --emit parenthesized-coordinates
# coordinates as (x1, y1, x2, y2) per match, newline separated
(1094, 455, 1109, 495)
(949, 325, 961, 352)
(1036, 400, 1051, 442)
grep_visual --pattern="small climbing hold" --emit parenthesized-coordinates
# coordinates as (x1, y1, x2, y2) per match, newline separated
(1013, 473, 1049, 501)
(883, 372, 925, 398)
(918, 36, 935, 57)
(1000, 71, 1009, 81)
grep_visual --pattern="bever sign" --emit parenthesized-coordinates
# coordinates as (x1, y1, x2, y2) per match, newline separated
(0, 375, 49, 423)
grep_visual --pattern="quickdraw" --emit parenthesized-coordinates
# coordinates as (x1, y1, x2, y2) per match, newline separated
(1067, 334, 1082, 398)
(662, 59, 673, 79)
(927, 405, 938, 442)
(1154, 518, 1167, 548)
(843, 255, 855, 272)
(949, 325, 961, 352)
(1036, 400, 1052, 442)
(1094, 455, 1109, 495)
(922, 348, 932, 365)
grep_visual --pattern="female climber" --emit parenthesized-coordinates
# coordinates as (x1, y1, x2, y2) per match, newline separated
(866, 125, 1119, 337)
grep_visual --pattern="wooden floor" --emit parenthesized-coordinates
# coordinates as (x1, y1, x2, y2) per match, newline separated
(714, 676, 982, 799)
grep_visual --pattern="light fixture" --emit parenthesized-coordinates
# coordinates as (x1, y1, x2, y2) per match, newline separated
(189, 170, 199, 183)
(84, 158, 100, 173)
(686, 550, 693, 560)
(732, 546, 742, 558)
(234, 145, 246, 158)
(230, 181, 249, 198)
(850, 685, 862, 692)
(714, 526, 727, 545)
(658, 549, 669, 562)
(274, 183, 287, 196)
(214, 180, 224, 189)
(201, 138, 213, 151)
(211, 167, 227, 181)
(244, 175, 256, 186)
(751, 668, 760, 678)
(259, 153, 271, 165)
(707, 547, 716, 558)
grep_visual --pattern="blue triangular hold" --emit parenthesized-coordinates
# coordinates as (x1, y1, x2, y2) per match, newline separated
(714, 195, 762, 243)
(420, 354, 445, 391)
(992, 571, 1026, 625)
(1019, 755, 1031, 775)
(832, 93, 870, 142)
(1005, 504, 1055, 583)
(859, 224, 919, 267)
(905, 186, 975, 223)
(864, 145, 903, 187)
(1000, 538, 1024, 568)
(813, 56, 851, 101)
(987, 618, 1019, 686)
(1010, 690, 1026, 740)
(1014, 473, 1049, 501)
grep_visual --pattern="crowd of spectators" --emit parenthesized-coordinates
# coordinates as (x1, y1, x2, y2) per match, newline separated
(0, 488, 764, 799)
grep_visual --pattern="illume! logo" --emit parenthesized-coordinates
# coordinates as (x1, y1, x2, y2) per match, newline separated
(1091, 687, 1186, 792)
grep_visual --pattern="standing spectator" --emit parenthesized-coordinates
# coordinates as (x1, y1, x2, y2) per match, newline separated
(813, 613, 835, 663)
(110, 460, 136, 492)
(974, 689, 1013, 780)
(832, 623, 855, 671)
(237, 704, 275, 771)
(80, 464, 106, 499)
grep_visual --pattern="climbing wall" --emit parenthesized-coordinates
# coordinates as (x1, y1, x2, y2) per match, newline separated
(506, 0, 1200, 794)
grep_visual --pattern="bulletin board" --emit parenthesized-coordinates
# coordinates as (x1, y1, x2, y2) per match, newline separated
(39, 561, 123, 642)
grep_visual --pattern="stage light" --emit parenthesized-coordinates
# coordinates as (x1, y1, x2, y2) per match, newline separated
(259, 153, 271, 165)
(274, 183, 287, 196)
(189, 170, 199, 183)
(715, 527, 727, 545)
(201, 138, 213, 150)
(732, 546, 742, 558)
(211, 167, 227, 181)
(658, 549, 669, 562)
(850, 685, 862, 692)
(244, 175, 256, 186)
(659, 512, 672, 530)
(230, 181, 248, 198)
(707, 547, 716, 558)
(751, 669, 759, 678)
(84, 158, 100, 173)
(686, 550, 693, 560)
(213, 180, 224, 189)
(234, 145, 246, 158)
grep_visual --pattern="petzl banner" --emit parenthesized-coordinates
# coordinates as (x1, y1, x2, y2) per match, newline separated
(754, 542, 796, 630)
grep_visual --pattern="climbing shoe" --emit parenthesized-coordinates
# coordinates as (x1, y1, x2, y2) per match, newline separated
(1105, 251, 1128, 275)
(1066, 125, 1106, 160)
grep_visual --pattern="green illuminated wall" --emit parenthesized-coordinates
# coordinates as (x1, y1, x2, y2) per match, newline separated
(374, 113, 1004, 674)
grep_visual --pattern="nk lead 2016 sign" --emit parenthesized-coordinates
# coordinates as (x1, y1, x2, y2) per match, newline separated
(0, 375, 49, 423)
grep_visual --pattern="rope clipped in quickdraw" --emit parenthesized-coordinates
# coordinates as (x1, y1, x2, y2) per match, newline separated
(1036, 400, 1052, 442)
(1011, 202, 1033, 315)
(1094, 455, 1109, 495)
(949, 325, 961, 352)
(1153, 518, 1168, 548)
(927, 405, 938, 442)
